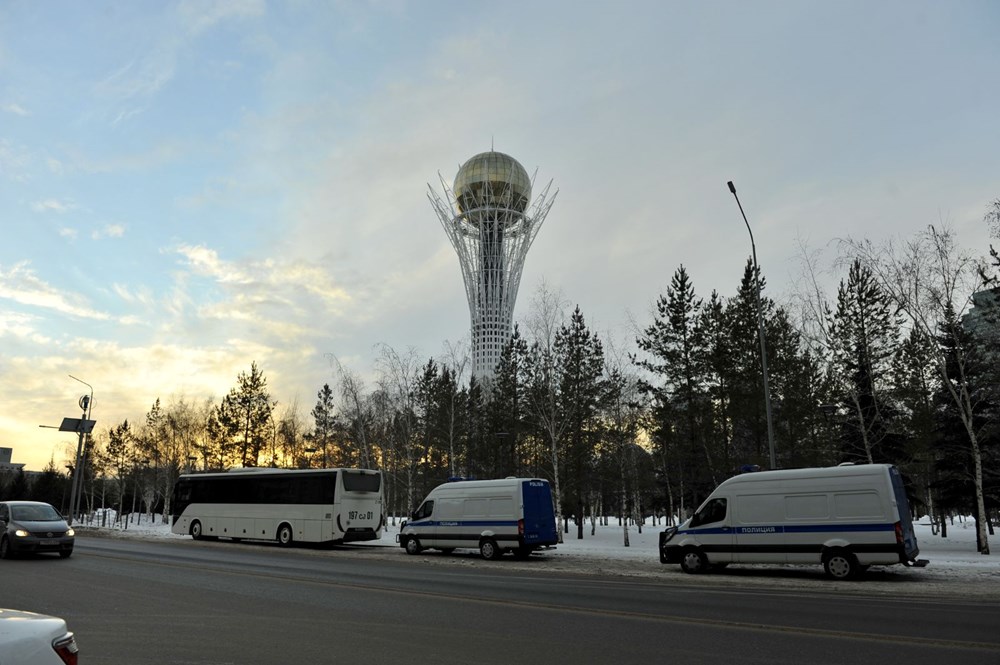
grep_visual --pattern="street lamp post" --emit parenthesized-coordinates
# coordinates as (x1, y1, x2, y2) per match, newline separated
(68, 375, 94, 524)
(727, 181, 777, 470)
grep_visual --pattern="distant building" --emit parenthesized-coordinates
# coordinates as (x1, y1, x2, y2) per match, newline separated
(962, 287, 999, 336)
(0, 447, 25, 473)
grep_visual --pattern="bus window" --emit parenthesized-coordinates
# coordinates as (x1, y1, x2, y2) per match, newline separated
(342, 471, 381, 493)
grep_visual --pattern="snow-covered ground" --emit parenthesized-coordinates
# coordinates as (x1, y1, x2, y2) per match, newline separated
(77, 513, 998, 598)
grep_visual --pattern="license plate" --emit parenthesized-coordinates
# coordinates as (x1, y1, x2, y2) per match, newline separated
(40, 539, 58, 546)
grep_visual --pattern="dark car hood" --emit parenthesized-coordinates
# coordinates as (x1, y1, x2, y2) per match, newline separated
(14, 520, 70, 533)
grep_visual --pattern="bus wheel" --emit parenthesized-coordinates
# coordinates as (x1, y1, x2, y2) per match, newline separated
(823, 549, 859, 580)
(404, 537, 422, 555)
(190, 521, 204, 540)
(680, 548, 708, 574)
(479, 538, 501, 561)
(277, 524, 293, 547)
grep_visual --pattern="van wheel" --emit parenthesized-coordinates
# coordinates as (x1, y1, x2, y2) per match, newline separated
(277, 524, 294, 547)
(404, 537, 422, 555)
(190, 520, 203, 540)
(823, 549, 859, 580)
(680, 548, 709, 574)
(479, 538, 502, 560)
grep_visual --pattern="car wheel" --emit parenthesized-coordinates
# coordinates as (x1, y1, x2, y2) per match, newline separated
(680, 548, 709, 574)
(824, 549, 859, 580)
(59, 549, 73, 559)
(479, 538, 501, 560)
(404, 537, 422, 555)
(0, 536, 13, 560)
(277, 524, 293, 547)
(190, 520, 204, 540)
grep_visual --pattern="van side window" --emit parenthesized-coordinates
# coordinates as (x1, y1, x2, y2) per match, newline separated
(691, 498, 727, 528)
(436, 499, 461, 519)
(413, 500, 434, 520)
(834, 492, 883, 518)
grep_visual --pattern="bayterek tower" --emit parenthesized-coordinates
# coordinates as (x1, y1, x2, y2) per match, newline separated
(429, 151, 556, 382)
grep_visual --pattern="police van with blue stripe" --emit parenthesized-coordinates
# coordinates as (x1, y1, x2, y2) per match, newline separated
(659, 464, 928, 579)
(398, 478, 559, 560)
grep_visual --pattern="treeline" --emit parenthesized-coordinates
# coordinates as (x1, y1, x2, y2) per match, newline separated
(3, 217, 997, 552)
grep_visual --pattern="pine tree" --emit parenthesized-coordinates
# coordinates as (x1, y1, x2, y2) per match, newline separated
(311, 384, 337, 468)
(723, 260, 774, 468)
(216, 362, 274, 468)
(555, 306, 604, 539)
(492, 325, 529, 476)
(636, 265, 717, 511)
(892, 326, 939, 523)
(827, 259, 902, 464)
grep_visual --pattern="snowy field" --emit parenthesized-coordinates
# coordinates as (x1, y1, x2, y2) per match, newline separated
(77, 513, 998, 599)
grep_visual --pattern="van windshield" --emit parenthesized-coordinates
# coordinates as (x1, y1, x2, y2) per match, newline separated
(690, 498, 727, 528)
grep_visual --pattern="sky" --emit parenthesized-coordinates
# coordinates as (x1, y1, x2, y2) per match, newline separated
(2, 0, 998, 472)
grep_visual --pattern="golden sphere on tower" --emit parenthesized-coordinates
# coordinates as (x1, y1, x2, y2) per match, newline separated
(453, 151, 531, 215)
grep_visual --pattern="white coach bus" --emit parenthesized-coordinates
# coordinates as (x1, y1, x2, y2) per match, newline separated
(171, 468, 384, 546)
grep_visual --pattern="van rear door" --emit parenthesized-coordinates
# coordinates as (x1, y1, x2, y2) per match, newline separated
(888, 467, 919, 559)
(521, 480, 558, 546)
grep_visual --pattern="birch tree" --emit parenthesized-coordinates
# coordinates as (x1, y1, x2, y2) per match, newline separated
(327, 354, 374, 469)
(521, 280, 569, 541)
(845, 225, 991, 554)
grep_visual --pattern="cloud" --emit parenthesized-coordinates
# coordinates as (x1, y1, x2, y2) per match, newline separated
(58, 227, 78, 240)
(0, 262, 111, 320)
(0, 310, 54, 345)
(178, 0, 265, 35)
(32, 199, 76, 213)
(174, 244, 352, 308)
(2, 103, 29, 116)
(92, 223, 126, 239)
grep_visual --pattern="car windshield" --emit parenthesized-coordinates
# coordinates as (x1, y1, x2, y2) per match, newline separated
(11, 504, 62, 521)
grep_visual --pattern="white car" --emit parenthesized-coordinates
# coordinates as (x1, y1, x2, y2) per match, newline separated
(0, 609, 78, 664)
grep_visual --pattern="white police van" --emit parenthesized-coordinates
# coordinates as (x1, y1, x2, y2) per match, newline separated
(659, 464, 927, 579)
(398, 478, 559, 560)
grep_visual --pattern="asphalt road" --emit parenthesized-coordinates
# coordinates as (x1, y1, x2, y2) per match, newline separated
(3, 536, 998, 664)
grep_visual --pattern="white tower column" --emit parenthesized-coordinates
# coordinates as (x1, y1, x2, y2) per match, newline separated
(429, 151, 556, 382)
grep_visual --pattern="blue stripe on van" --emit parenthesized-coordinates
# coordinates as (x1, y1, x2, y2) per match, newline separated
(680, 523, 896, 536)
(407, 520, 519, 529)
